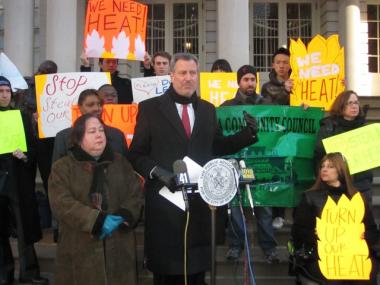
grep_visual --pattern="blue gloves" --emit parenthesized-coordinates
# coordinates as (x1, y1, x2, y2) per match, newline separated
(99, 215, 124, 240)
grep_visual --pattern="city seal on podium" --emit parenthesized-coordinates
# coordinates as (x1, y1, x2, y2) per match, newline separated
(198, 159, 238, 206)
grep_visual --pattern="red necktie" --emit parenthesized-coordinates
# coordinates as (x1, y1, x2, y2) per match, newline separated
(182, 104, 191, 138)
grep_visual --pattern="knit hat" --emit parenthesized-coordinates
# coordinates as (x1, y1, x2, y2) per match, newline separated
(0, 76, 11, 89)
(237, 65, 257, 84)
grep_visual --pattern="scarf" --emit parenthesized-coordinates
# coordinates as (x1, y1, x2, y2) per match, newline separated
(168, 85, 198, 109)
(72, 144, 114, 210)
(336, 115, 366, 132)
(320, 181, 350, 201)
(0, 106, 12, 111)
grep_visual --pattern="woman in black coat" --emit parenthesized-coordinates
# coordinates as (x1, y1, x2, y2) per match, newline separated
(0, 76, 48, 285)
(314, 90, 372, 203)
(292, 153, 379, 284)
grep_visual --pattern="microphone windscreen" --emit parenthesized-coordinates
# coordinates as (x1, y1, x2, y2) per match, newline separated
(239, 160, 247, 169)
(173, 160, 187, 174)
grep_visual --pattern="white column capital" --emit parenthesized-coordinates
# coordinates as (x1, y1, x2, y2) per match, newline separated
(343, 0, 360, 91)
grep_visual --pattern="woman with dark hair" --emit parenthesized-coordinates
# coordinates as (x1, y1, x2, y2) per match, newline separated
(49, 114, 143, 285)
(52, 88, 128, 162)
(315, 90, 373, 202)
(291, 153, 379, 285)
(211, 59, 233, 72)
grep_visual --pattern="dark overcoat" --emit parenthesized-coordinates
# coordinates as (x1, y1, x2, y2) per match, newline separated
(128, 90, 255, 275)
(0, 108, 41, 244)
(48, 151, 144, 285)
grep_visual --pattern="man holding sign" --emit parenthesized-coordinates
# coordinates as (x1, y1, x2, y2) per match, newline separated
(0, 76, 48, 285)
(221, 65, 279, 264)
(143, 51, 172, 77)
(262, 47, 293, 105)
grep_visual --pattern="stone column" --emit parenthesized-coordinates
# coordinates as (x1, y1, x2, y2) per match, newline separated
(4, 0, 34, 76)
(217, 0, 250, 70)
(344, 0, 361, 91)
(46, 0, 80, 72)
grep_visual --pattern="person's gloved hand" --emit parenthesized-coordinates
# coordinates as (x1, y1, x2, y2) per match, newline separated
(151, 166, 177, 193)
(243, 111, 258, 136)
(99, 215, 124, 240)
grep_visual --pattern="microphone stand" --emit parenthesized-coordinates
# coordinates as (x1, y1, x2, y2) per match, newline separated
(209, 205, 217, 285)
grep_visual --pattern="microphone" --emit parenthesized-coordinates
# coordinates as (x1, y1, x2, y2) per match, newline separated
(227, 158, 241, 217)
(173, 160, 190, 211)
(227, 158, 241, 190)
(239, 160, 255, 212)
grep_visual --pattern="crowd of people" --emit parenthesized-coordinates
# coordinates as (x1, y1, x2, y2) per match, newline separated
(0, 46, 378, 285)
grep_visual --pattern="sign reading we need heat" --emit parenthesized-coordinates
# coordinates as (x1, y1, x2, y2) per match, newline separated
(84, 0, 148, 61)
(290, 34, 345, 111)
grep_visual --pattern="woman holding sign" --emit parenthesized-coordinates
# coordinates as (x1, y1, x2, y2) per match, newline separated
(291, 152, 379, 285)
(49, 114, 143, 285)
(314, 90, 373, 203)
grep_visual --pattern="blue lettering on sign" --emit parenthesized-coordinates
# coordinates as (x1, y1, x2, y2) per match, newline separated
(155, 79, 171, 95)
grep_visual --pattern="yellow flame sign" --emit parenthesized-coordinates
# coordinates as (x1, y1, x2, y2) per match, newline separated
(290, 34, 345, 111)
(316, 193, 371, 280)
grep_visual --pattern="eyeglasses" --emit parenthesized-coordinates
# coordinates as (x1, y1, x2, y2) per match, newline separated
(345, 101, 359, 106)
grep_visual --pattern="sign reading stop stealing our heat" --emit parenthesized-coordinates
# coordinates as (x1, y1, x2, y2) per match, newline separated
(290, 34, 345, 111)
(316, 193, 371, 280)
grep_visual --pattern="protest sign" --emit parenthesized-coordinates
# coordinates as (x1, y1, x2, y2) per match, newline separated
(0, 110, 27, 154)
(72, 104, 138, 146)
(132, 75, 171, 103)
(322, 123, 380, 175)
(217, 105, 324, 207)
(290, 34, 345, 111)
(84, 0, 148, 61)
(0, 53, 28, 90)
(35, 72, 111, 138)
(316, 193, 371, 280)
(200, 72, 260, 107)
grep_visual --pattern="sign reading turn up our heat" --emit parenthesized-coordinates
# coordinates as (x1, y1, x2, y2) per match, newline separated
(317, 193, 372, 280)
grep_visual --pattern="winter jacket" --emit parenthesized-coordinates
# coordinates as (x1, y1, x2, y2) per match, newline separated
(291, 183, 379, 283)
(261, 70, 290, 105)
(221, 90, 271, 106)
(314, 115, 373, 193)
(49, 147, 143, 285)
(0, 107, 41, 244)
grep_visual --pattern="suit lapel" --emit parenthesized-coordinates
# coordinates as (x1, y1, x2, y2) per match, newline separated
(159, 93, 188, 140)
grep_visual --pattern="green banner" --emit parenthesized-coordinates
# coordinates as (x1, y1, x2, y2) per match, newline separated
(217, 105, 324, 207)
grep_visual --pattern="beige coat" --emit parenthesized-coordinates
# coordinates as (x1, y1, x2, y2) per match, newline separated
(49, 151, 143, 285)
